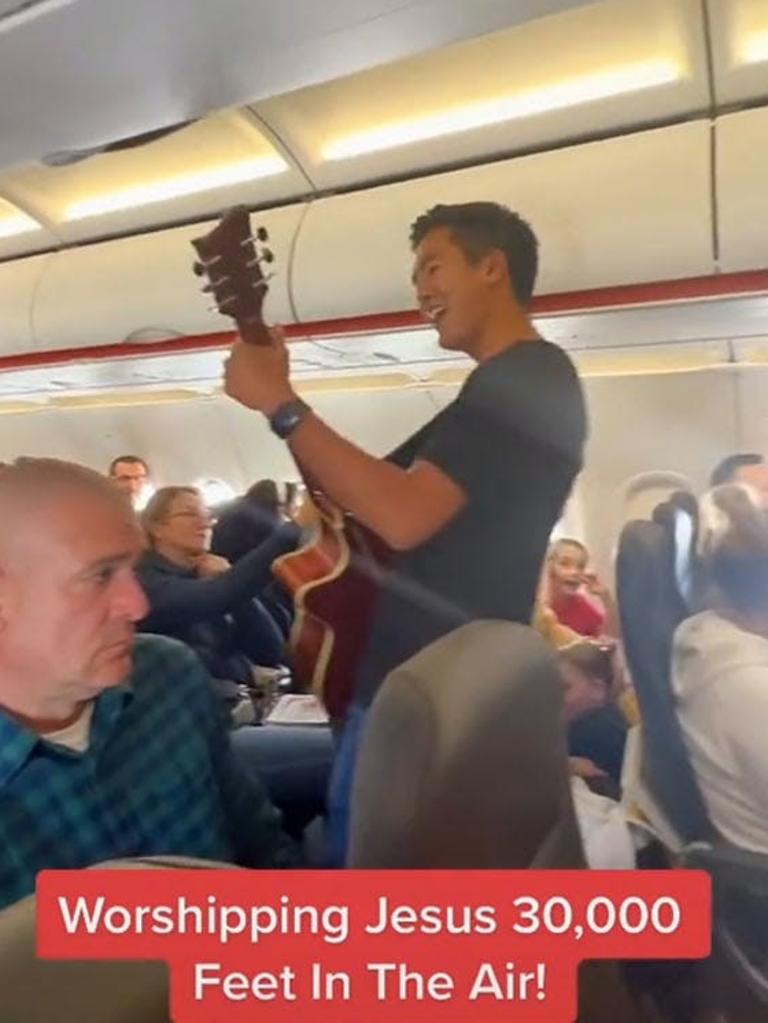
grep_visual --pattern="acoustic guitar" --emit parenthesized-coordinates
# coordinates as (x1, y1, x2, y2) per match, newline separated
(192, 207, 391, 722)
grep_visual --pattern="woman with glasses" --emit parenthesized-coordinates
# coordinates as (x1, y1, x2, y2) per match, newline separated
(137, 486, 332, 837)
(137, 486, 298, 706)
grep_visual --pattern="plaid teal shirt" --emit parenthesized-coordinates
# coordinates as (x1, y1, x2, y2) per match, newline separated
(0, 635, 296, 909)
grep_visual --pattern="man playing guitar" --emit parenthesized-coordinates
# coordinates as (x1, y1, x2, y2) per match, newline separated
(222, 201, 587, 864)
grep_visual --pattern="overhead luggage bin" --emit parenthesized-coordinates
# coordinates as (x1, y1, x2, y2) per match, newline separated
(32, 204, 306, 351)
(291, 121, 714, 322)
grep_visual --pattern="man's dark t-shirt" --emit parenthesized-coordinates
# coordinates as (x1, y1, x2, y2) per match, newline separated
(354, 339, 587, 708)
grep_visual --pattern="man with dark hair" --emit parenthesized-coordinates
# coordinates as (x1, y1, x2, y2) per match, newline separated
(410, 201, 539, 305)
(223, 201, 587, 862)
(108, 454, 150, 504)
(710, 453, 768, 508)
(212, 478, 282, 564)
(710, 453, 763, 488)
(674, 484, 768, 853)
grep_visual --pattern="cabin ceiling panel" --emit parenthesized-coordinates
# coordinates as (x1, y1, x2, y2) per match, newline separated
(0, 195, 57, 259)
(0, 0, 585, 173)
(0, 1, 43, 14)
(256, 0, 708, 190)
(0, 0, 714, 260)
(709, 0, 768, 106)
(0, 111, 309, 244)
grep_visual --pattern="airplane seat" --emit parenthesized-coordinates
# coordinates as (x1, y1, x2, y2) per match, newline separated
(618, 472, 694, 536)
(621, 496, 768, 1018)
(651, 489, 702, 609)
(347, 620, 582, 870)
(347, 620, 653, 1021)
(0, 856, 232, 1023)
(616, 498, 714, 847)
(681, 842, 768, 1019)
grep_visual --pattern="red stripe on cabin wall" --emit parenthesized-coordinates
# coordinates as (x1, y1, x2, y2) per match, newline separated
(2, 268, 768, 372)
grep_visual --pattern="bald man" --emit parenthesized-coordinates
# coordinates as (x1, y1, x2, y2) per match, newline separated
(0, 458, 296, 909)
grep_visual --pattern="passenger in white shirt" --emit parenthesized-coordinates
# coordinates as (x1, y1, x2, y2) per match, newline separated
(673, 483, 768, 854)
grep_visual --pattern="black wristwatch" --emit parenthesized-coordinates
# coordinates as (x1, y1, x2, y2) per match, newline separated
(269, 398, 311, 439)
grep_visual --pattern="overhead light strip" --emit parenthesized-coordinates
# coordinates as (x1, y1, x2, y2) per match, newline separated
(64, 155, 288, 221)
(323, 59, 682, 160)
(0, 212, 43, 239)
(741, 30, 768, 65)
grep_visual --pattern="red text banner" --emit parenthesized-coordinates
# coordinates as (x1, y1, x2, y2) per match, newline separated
(37, 869, 711, 1022)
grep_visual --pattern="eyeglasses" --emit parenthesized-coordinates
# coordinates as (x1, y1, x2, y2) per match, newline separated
(168, 511, 214, 525)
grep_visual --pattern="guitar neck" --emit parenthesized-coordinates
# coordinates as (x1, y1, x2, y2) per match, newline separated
(236, 316, 273, 347)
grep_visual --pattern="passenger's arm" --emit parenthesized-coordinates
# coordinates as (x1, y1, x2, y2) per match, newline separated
(140, 526, 299, 630)
(232, 597, 285, 667)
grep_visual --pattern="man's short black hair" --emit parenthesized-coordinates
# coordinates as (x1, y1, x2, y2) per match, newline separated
(245, 478, 280, 507)
(710, 453, 763, 488)
(708, 485, 768, 614)
(109, 455, 149, 476)
(410, 201, 539, 305)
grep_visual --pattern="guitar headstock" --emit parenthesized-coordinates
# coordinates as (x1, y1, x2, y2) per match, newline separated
(191, 206, 274, 346)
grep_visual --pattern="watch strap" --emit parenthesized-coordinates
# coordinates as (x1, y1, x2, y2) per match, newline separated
(269, 398, 310, 439)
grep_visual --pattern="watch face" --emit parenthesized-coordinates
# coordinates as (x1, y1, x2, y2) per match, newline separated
(272, 400, 308, 438)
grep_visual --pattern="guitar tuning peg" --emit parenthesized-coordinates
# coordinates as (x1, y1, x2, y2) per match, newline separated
(246, 251, 274, 269)
(200, 274, 229, 294)
(195, 254, 222, 268)
(241, 228, 270, 248)
(251, 273, 275, 291)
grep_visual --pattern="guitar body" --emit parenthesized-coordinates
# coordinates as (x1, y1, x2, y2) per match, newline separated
(273, 493, 391, 722)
